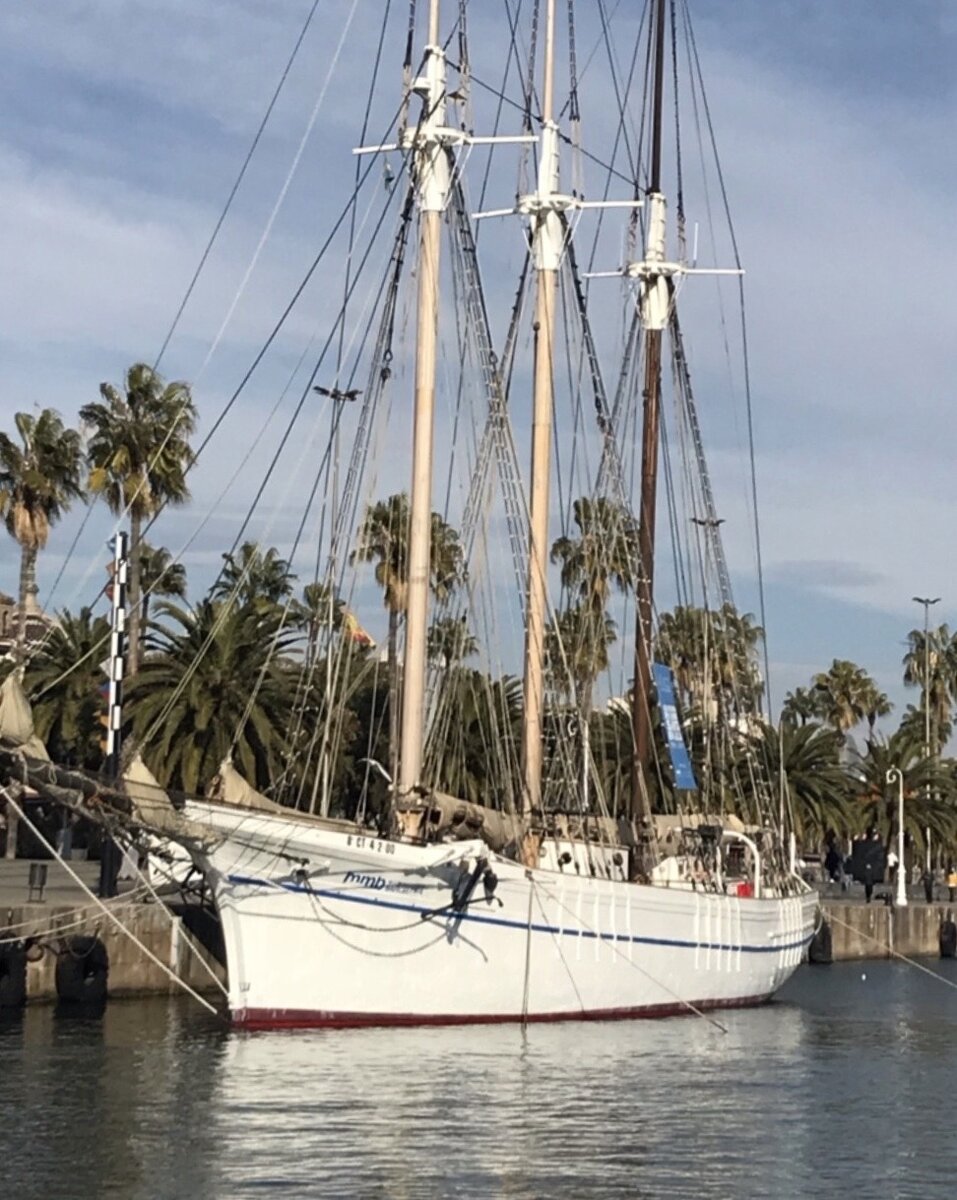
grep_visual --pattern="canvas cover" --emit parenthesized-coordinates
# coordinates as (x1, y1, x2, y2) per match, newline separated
(0, 672, 50, 761)
(209, 758, 285, 813)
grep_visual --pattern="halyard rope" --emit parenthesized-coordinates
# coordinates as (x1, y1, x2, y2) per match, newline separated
(0, 784, 222, 1017)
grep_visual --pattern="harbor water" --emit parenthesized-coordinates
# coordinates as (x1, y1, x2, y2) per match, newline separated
(3, 960, 957, 1199)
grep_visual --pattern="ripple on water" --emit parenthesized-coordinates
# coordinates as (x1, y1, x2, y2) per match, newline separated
(3, 961, 957, 1199)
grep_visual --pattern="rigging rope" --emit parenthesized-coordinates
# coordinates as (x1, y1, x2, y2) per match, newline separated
(0, 783, 222, 1017)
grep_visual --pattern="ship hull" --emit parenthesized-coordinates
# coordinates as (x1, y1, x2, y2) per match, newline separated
(186, 802, 817, 1029)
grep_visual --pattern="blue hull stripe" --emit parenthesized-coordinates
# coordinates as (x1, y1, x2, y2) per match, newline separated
(225, 872, 812, 956)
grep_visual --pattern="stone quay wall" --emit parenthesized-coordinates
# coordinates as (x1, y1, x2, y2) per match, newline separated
(3, 900, 225, 1002)
(820, 900, 957, 961)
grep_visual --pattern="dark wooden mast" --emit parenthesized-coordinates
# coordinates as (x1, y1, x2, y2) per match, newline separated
(631, 0, 668, 826)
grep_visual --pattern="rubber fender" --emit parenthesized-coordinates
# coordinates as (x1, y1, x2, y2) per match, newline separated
(0, 940, 28, 1008)
(808, 919, 833, 965)
(55, 936, 109, 1004)
(939, 919, 957, 959)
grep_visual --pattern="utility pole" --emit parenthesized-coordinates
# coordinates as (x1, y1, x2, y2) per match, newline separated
(309, 386, 358, 816)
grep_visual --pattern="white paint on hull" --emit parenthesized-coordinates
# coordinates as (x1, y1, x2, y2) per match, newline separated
(185, 802, 817, 1026)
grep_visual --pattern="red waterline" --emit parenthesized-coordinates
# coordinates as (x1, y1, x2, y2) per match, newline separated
(233, 993, 772, 1031)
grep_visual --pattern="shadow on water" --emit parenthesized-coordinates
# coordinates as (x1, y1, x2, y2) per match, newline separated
(53, 998, 108, 1023)
(3, 965, 957, 1199)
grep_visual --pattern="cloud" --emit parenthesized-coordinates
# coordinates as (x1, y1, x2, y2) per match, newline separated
(2, 0, 956, 738)
(767, 560, 887, 591)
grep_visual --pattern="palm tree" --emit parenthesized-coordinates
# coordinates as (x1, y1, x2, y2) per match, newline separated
(212, 541, 295, 611)
(0, 410, 84, 660)
(549, 497, 636, 718)
(713, 604, 765, 713)
(550, 496, 638, 615)
(545, 604, 616, 713)
(591, 701, 636, 820)
(427, 615, 478, 664)
(812, 659, 884, 735)
(860, 680, 892, 735)
(738, 721, 851, 847)
(23, 608, 111, 769)
(81, 364, 196, 675)
(138, 542, 187, 630)
(294, 581, 345, 665)
(353, 495, 410, 784)
(899, 702, 953, 750)
(656, 604, 764, 720)
(424, 671, 523, 809)
(352, 493, 464, 781)
(780, 686, 823, 728)
(902, 624, 956, 758)
(127, 599, 294, 794)
(850, 727, 957, 857)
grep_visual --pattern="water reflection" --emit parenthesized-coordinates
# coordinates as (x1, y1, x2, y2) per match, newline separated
(3, 963, 957, 1198)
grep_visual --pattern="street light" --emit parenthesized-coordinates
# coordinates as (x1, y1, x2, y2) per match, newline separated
(913, 595, 941, 876)
(886, 767, 907, 908)
(311, 384, 360, 818)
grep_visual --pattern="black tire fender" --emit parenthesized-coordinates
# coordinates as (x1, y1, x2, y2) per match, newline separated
(0, 938, 28, 1009)
(55, 936, 109, 1004)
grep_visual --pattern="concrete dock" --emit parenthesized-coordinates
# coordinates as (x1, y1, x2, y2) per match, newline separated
(819, 896, 957, 962)
(0, 859, 225, 1003)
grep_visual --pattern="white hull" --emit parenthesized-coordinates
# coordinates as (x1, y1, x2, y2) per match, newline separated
(185, 801, 817, 1029)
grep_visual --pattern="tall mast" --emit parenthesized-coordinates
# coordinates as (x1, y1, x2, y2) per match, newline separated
(397, 0, 449, 796)
(520, 0, 562, 817)
(631, 0, 668, 824)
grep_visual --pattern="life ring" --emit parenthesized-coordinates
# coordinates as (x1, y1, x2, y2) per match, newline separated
(55, 936, 109, 1004)
(0, 940, 28, 1008)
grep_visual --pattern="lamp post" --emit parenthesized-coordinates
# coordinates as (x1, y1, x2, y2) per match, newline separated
(913, 595, 940, 877)
(886, 767, 907, 908)
(310, 385, 359, 817)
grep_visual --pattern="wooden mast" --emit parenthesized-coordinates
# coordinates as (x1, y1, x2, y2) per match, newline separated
(398, 0, 447, 796)
(520, 0, 561, 819)
(631, 0, 668, 826)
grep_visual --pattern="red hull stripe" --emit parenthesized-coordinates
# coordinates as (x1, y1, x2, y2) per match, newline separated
(234, 993, 772, 1030)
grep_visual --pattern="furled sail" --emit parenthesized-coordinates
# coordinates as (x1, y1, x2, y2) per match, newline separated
(0, 672, 50, 761)
(207, 759, 285, 814)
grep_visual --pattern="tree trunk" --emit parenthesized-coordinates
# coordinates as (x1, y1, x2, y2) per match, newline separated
(16, 542, 38, 663)
(128, 509, 142, 675)
(387, 608, 399, 786)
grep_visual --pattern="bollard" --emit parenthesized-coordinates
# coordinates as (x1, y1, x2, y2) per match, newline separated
(28, 862, 48, 902)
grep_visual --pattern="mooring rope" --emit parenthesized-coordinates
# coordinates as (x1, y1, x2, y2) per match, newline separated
(0, 888, 150, 946)
(825, 908, 957, 994)
(0, 785, 222, 1018)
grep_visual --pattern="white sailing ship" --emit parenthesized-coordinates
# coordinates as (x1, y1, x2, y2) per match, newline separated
(0, 0, 818, 1028)
(164, 0, 818, 1027)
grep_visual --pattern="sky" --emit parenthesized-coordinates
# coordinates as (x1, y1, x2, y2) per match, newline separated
(1, 0, 956, 728)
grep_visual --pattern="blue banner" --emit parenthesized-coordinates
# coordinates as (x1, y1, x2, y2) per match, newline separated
(652, 662, 698, 791)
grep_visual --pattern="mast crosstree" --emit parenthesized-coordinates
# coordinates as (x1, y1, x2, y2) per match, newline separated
(355, 0, 534, 798)
(585, 0, 741, 827)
